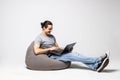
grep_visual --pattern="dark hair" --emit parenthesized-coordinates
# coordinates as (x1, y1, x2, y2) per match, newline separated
(41, 20, 53, 29)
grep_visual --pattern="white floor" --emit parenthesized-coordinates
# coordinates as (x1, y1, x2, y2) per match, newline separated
(0, 60, 119, 80)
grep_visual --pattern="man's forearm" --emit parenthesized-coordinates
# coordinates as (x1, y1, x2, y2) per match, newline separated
(34, 47, 50, 55)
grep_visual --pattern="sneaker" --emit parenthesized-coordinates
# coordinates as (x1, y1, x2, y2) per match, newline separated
(97, 58, 109, 72)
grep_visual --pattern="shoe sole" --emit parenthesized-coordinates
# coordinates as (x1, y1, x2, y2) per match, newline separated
(97, 58, 109, 72)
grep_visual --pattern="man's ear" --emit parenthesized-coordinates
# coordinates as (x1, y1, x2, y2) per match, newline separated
(43, 27, 46, 30)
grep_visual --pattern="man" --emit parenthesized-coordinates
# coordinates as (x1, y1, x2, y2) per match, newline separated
(34, 20, 110, 72)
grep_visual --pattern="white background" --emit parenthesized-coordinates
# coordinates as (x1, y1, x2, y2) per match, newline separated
(0, 0, 120, 80)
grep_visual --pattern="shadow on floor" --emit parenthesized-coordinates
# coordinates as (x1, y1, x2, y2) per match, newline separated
(102, 69, 119, 73)
(69, 63, 119, 73)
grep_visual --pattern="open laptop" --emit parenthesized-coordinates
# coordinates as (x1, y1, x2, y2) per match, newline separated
(49, 42, 76, 56)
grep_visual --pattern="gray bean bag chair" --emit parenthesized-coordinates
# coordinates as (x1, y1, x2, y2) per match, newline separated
(25, 42, 71, 70)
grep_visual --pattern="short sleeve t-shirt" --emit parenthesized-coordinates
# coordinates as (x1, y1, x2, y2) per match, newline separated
(34, 33, 56, 49)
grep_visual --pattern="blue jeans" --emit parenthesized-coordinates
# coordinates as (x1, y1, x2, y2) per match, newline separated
(50, 52, 101, 70)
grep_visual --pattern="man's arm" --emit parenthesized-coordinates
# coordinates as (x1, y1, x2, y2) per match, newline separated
(34, 44, 58, 55)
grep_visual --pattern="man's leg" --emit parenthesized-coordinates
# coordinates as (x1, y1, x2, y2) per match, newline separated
(50, 52, 100, 70)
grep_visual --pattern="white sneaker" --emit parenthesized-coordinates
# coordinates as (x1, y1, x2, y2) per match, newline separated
(97, 58, 109, 72)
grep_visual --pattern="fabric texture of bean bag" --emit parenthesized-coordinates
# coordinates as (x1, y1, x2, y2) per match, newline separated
(25, 42, 71, 70)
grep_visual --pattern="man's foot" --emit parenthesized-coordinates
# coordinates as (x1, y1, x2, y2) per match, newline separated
(96, 50, 110, 72)
(96, 58, 109, 72)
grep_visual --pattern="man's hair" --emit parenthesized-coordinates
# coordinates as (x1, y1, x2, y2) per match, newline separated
(41, 20, 53, 29)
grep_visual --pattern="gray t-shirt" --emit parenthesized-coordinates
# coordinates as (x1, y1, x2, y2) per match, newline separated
(34, 33, 56, 49)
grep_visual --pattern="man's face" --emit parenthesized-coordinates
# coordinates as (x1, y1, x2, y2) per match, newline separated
(43, 25, 53, 35)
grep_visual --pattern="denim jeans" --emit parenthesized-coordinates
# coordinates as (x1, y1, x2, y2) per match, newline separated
(50, 52, 101, 70)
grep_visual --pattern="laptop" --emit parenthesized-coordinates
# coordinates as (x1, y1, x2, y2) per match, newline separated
(49, 42, 76, 56)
